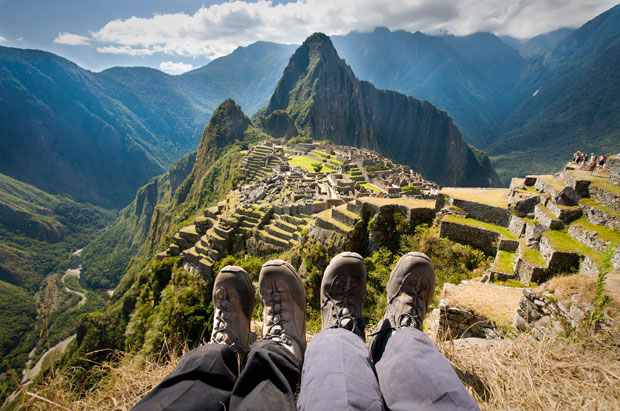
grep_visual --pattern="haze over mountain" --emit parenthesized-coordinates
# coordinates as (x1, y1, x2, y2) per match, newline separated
(0, 42, 294, 208)
(260, 33, 498, 186)
(489, 4, 620, 178)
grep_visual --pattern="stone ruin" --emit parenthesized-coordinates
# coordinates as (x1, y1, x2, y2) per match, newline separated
(157, 140, 439, 279)
(430, 155, 620, 342)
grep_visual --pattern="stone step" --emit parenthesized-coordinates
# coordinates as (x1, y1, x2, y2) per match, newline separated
(546, 201, 582, 224)
(315, 211, 353, 235)
(534, 204, 564, 230)
(515, 242, 547, 283)
(568, 218, 620, 254)
(280, 214, 306, 226)
(332, 206, 360, 226)
(206, 229, 227, 248)
(535, 175, 579, 206)
(168, 243, 181, 256)
(492, 250, 517, 276)
(195, 241, 210, 256)
(439, 215, 517, 256)
(172, 233, 192, 250)
(179, 225, 201, 243)
(181, 247, 200, 264)
(259, 230, 290, 249)
(274, 219, 297, 233)
(346, 200, 363, 214)
(239, 209, 263, 220)
(539, 231, 589, 274)
(580, 198, 620, 231)
(204, 206, 219, 218)
(208, 248, 221, 260)
(194, 215, 213, 234)
(266, 224, 295, 241)
(240, 219, 258, 229)
(220, 217, 238, 228)
(589, 182, 620, 212)
(214, 224, 233, 239)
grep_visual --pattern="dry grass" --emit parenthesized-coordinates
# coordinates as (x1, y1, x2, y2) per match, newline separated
(441, 326, 620, 410)
(545, 274, 597, 304)
(442, 281, 523, 329)
(14, 354, 179, 411)
(440, 187, 509, 208)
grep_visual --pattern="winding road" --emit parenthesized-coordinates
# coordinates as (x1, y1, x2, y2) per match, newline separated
(61, 265, 87, 309)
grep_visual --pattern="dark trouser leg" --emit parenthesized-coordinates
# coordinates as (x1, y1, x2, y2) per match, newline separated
(132, 343, 237, 411)
(230, 340, 301, 411)
(133, 340, 300, 411)
(375, 327, 479, 411)
(298, 328, 384, 411)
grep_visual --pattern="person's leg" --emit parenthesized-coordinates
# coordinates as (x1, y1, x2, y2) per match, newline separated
(228, 259, 306, 411)
(298, 252, 384, 411)
(133, 265, 255, 411)
(371, 252, 479, 411)
(298, 328, 384, 411)
(230, 340, 301, 411)
(133, 343, 238, 411)
(375, 327, 478, 411)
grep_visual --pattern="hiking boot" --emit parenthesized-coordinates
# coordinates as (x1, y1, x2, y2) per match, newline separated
(384, 252, 435, 329)
(370, 252, 435, 361)
(210, 266, 255, 353)
(259, 260, 306, 360)
(320, 252, 367, 339)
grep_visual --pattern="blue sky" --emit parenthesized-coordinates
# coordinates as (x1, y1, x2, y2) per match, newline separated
(0, 0, 617, 74)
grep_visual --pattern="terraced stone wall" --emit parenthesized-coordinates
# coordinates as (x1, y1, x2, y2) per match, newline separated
(439, 220, 499, 256)
(437, 194, 510, 226)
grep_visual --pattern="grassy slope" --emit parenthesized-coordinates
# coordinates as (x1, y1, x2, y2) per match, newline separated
(0, 173, 114, 402)
(0, 173, 114, 289)
(0, 280, 36, 360)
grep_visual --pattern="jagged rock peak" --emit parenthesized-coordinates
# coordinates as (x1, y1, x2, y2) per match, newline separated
(198, 99, 250, 156)
(262, 33, 499, 187)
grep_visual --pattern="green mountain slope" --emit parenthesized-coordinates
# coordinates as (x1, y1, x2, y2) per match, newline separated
(489, 4, 620, 181)
(0, 173, 113, 289)
(0, 173, 113, 398)
(0, 47, 189, 208)
(81, 100, 263, 289)
(0, 43, 293, 208)
(261, 33, 499, 187)
(332, 29, 524, 146)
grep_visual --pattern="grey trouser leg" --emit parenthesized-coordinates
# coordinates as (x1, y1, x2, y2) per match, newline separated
(298, 328, 384, 411)
(375, 328, 479, 411)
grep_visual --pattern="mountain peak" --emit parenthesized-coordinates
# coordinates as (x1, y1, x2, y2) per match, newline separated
(197, 99, 250, 158)
(301, 32, 340, 62)
(261, 33, 499, 186)
(303, 32, 331, 46)
(266, 33, 347, 114)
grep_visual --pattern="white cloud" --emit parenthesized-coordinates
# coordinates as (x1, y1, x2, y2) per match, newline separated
(0, 36, 7, 43)
(159, 61, 195, 75)
(54, 32, 92, 46)
(59, 0, 619, 58)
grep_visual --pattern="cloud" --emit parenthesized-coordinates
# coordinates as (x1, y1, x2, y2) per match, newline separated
(54, 32, 92, 46)
(159, 61, 195, 75)
(0, 36, 7, 44)
(59, 0, 619, 58)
